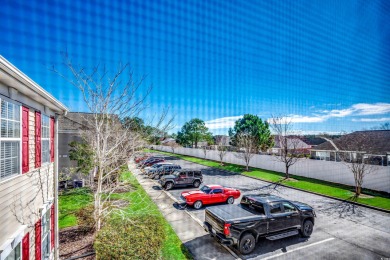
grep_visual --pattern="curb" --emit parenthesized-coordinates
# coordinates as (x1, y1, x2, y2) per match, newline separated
(153, 151, 390, 214)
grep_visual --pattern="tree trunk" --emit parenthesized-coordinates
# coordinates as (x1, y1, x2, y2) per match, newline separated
(95, 165, 103, 232)
(355, 185, 361, 196)
(285, 165, 290, 179)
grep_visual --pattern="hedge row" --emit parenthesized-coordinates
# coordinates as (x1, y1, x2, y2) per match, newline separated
(94, 215, 166, 259)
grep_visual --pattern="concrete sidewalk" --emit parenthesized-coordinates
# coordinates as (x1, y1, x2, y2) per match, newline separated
(128, 163, 236, 260)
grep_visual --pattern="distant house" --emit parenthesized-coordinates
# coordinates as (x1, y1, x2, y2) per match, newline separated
(0, 56, 68, 260)
(296, 135, 327, 148)
(311, 130, 390, 166)
(270, 136, 312, 155)
(213, 135, 230, 146)
(197, 141, 209, 148)
(161, 138, 177, 146)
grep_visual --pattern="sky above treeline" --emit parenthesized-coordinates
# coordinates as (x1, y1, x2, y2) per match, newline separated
(1, 0, 390, 135)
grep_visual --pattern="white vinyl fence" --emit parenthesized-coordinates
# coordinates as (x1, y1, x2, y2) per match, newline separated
(152, 145, 390, 193)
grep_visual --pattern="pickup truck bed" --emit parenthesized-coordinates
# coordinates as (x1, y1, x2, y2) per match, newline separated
(207, 205, 264, 223)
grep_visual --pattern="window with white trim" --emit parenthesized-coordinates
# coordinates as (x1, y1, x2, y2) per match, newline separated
(4, 242, 21, 260)
(41, 209, 51, 260)
(0, 99, 21, 181)
(41, 115, 50, 164)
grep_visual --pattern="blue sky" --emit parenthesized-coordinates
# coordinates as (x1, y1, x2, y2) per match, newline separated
(1, 0, 389, 135)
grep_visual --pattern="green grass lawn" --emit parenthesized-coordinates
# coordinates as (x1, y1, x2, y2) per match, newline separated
(115, 171, 192, 259)
(59, 188, 93, 229)
(147, 149, 390, 210)
(58, 170, 191, 259)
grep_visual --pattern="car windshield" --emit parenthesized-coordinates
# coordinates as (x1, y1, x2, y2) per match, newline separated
(173, 171, 180, 176)
(200, 186, 211, 194)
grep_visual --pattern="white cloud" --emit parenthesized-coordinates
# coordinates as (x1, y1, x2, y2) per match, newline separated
(269, 115, 325, 124)
(326, 108, 354, 118)
(286, 103, 390, 124)
(352, 117, 390, 122)
(205, 115, 243, 129)
(351, 103, 390, 115)
(206, 103, 390, 129)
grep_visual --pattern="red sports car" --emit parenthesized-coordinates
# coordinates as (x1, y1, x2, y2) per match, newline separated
(180, 185, 241, 209)
(134, 155, 151, 163)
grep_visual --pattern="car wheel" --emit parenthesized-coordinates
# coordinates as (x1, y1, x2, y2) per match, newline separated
(239, 233, 256, 255)
(165, 182, 173, 190)
(300, 220, 313, 237)
(193, 200, 203, 209)
(193, 180, 201, 188)
(227, 196, 234, 204)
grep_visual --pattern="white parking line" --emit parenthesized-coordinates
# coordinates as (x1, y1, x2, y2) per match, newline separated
(261, 237, 335, 260)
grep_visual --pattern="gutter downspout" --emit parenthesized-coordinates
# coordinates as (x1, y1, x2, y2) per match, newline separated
(54, 114, 59, 260)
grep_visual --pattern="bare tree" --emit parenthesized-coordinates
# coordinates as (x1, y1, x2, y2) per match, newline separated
(166, 142, 179, 154)
(11, 166, 53, 228)
(217, 145, 228, 166)
(202, 146, 208, 159)
(331, 132, 378, 197)
(270, 116, 303, 179)
(53, 54, 172, 232)
(380, 122, 390, 130)
(235, 132, 256, 171)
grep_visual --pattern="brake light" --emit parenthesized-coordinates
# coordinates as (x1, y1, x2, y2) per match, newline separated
(224, 223, 231, 236)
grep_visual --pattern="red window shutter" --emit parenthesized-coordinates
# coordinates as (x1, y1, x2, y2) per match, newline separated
(50, 204, 55, 250)
(22, 107, 29, 173)
(22, 232, 30, 260)
(35, 111, 41, 168)
(35, 219, 42, 260)
(50, 117, 55, 163)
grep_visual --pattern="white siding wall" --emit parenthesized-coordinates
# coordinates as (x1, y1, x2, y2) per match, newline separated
(0, 107, 54, 258)
(153, 145, 390, 193)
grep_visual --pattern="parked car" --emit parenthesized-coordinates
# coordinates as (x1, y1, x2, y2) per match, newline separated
(159, 169, 203, 190)
(203, 194, 316, 255)
(143, 162, 173, 174)
(180, 185, 241, 209)
(135, 155, 151, 163)
(137, 157, 164, 168)
(149, 164, 182, 180)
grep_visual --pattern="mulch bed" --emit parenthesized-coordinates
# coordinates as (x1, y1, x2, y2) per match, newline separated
(59, 227, 95, 260)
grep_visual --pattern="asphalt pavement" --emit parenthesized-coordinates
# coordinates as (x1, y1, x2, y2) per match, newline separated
(128, 162, 236, 260)
(133, 155, 390, 260)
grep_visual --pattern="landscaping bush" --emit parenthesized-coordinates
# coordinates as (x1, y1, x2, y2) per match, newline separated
(94, 215, 166, 259)
(75, 204, 95, 233)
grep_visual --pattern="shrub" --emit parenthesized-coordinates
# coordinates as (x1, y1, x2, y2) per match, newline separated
(75, 204, 95, 233)
(94, 215, 166, 259)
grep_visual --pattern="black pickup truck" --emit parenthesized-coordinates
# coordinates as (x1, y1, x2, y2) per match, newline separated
(203, 194, 316, 255)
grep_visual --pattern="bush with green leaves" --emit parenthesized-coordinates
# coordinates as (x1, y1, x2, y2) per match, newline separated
(75, 204, 95, 233)
(94, 215, 166, 259)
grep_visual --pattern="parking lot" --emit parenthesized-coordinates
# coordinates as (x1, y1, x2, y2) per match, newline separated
(141, 155, 390, 259)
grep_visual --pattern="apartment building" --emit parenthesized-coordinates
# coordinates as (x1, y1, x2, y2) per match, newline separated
(0, 56, 68, 260)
